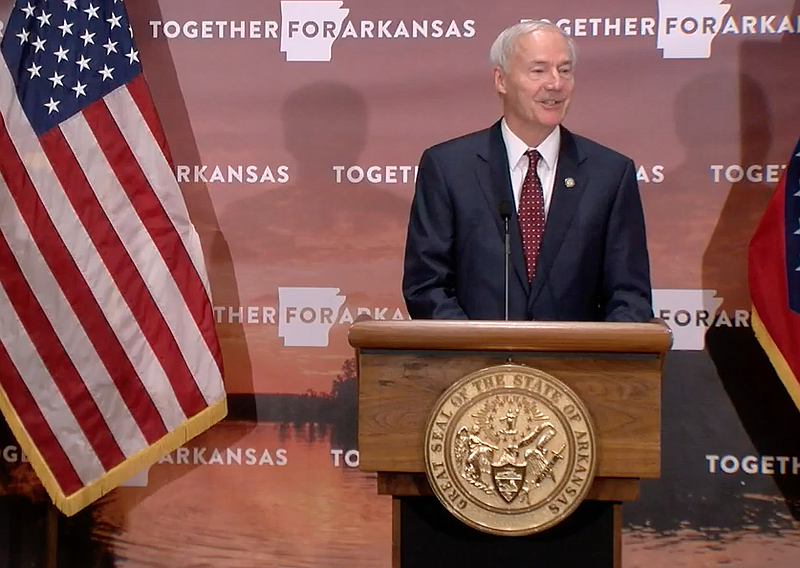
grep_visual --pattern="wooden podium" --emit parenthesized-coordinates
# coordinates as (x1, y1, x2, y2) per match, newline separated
(349, 320, 671, 568)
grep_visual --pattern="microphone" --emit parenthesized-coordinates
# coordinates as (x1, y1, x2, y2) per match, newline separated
(498, 200, 513, 321)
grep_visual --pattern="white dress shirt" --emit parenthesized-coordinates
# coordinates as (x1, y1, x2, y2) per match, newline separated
(501, 118, 561, 219)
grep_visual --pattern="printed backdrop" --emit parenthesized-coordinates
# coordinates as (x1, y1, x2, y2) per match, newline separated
(2, 0, 800, 566)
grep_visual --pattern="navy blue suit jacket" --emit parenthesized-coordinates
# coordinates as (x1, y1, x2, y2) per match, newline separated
(402, 121, 653, 322)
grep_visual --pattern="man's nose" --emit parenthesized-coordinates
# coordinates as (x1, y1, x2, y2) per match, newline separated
(544, 68, 562, 90)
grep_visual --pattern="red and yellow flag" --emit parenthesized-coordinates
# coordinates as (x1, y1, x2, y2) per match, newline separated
(748, 136, 800, 412)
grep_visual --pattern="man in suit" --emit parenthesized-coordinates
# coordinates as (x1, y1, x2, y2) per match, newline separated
(402, 20, 652, 322)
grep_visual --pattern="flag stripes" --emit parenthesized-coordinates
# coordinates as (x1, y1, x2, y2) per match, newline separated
(0, 338, 84, 494)
(62, 110, 209, 418)
(0, 255, 109, 485)
(82, 100, 222, 406)
(38, 125, 176, 442)
(125, 74, 175, 169)
(0, 124, 127, 476)
(0, 179, 151, 458)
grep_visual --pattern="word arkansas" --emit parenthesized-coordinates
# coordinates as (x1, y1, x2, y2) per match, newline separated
(158, 446, 288, 466)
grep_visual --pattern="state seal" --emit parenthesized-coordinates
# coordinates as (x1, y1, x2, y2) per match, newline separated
(423, 364, 598, 536)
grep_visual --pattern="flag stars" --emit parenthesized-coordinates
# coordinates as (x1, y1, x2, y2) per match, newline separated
(107, 13, 123, 30)
(32, 36, 47, 52)
(11, 0, 140, 128)
(58, 20, 74, 36)
(76, 55, 91, 72)
(84, 3, 100, 20)
(27, 62, 42, 78)
(99, 64, 114, 81)
(48, 71, 65, 88)
(72, 81, 87, 98)
(80, 30, 95, 46)
(54, 46, 70, 63)
(36, 9, 52, 27)
(44, 97, 60, 115)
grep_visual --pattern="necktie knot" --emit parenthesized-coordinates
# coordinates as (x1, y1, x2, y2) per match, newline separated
(525, 149, 540, 171)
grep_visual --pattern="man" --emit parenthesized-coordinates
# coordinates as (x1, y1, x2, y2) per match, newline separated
(402, 21, 653, 322)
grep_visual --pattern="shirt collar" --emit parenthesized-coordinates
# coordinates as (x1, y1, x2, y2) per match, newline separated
(501, 118, 561, 171)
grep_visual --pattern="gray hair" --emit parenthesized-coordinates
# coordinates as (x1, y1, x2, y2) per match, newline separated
(490, 21, 577, 71)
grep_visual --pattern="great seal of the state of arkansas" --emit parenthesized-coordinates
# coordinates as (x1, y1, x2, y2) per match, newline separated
(423, 364, 598, 535)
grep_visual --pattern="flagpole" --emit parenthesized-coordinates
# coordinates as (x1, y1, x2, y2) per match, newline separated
(45, 503, 58, 568)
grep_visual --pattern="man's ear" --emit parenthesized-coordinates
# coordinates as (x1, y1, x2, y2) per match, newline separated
(494, 67, 507, 95)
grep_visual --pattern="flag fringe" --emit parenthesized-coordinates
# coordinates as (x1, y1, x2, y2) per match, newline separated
(0, 388, 227, 517)
(751, 306, 800, 413)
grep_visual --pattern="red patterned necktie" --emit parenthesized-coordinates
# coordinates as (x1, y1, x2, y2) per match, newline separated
(518, 149, 545, 283)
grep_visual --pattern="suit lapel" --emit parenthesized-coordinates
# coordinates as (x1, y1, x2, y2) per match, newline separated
(475, 121, 529, 293)
(529, 127, 587, 307)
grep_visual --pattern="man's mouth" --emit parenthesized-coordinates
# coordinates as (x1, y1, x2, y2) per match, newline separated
(537, 99, 563, 108)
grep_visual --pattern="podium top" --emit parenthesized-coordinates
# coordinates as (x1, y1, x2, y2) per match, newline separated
(349, 320, 672, 354)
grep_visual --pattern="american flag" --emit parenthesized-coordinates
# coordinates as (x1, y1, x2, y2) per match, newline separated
(749, 135, 800, 414)
(0, 0, 226, 515)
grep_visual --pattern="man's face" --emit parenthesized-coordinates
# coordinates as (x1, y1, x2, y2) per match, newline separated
(494, 30, 575, 139)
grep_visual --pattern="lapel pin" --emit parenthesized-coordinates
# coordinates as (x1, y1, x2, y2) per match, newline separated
(564, 177, 575, 188)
